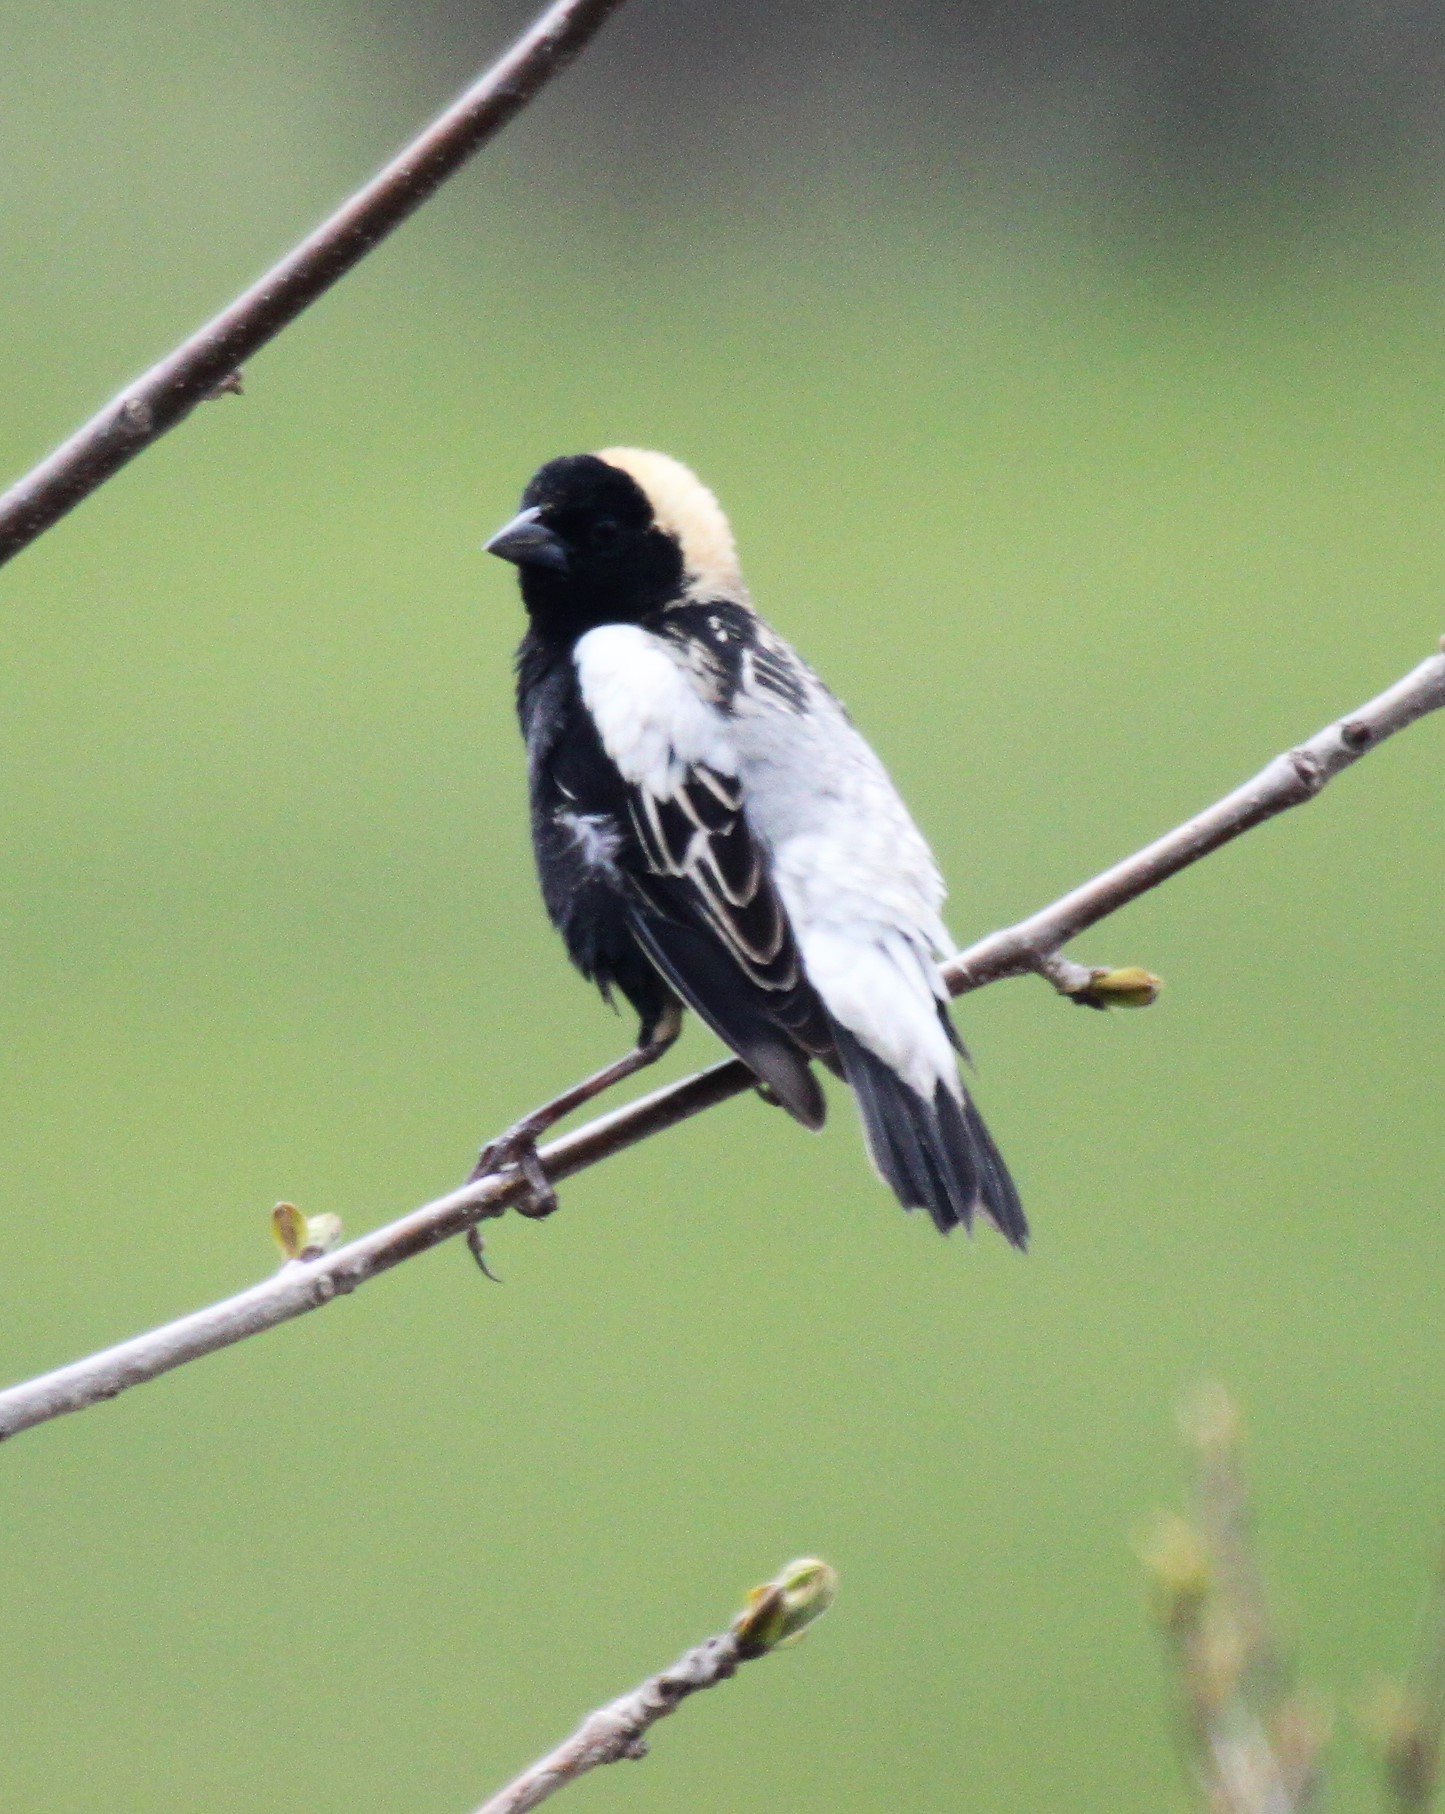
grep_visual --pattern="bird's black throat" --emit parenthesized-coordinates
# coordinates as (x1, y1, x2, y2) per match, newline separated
(515, 541, 684, 642)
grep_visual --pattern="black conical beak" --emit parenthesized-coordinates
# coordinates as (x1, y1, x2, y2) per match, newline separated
(484, 507, 570, 574)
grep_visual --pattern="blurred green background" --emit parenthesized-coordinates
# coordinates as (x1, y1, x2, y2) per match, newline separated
(2, 3, 1443, 1810)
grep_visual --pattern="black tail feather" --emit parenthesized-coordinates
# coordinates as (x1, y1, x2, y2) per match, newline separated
(832, 1025, 1028, 1247)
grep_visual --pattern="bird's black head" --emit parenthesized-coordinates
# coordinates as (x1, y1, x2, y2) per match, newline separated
(485, 449, 743, 641)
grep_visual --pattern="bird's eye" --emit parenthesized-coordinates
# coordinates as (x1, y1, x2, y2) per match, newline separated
(589, 516, 624, 553)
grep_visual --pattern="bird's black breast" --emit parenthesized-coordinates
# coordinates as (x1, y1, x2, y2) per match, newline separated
(515, 634, 670, 1029)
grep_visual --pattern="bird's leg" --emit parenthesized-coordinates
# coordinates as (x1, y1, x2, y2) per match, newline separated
(465, 1003, 683, 1221)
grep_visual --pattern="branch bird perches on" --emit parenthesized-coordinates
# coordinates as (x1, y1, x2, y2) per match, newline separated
(0, 641, 1440, 1445)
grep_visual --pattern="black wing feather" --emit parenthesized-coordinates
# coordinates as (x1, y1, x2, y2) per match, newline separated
(622, 763, 835, 1128)
(627, 904, 826, 1129)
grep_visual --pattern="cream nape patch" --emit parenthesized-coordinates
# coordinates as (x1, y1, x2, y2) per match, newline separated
(596, 447, 745, 601)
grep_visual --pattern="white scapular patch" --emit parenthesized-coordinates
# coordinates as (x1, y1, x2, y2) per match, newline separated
(574, 623, 737, 798)
(557, 809, 622, 875)
(596, 447, 745, 601)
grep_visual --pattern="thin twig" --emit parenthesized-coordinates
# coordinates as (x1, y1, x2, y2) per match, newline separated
(0, 645, 1441, 1444)
(0, 0, 630, 570)
(475, 1631, 748, 1814)
(943, 643, 1445, 995)
(471, 1558, 836, 1814)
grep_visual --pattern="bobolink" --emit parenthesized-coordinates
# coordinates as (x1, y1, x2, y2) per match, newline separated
(485, 449, 1025, 1244)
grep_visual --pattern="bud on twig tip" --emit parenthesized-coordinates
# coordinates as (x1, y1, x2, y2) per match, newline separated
(1066, 965, 1163, 1010)
(732, 1557, 838, 1657)
(1179, 1382, 1240, 1455)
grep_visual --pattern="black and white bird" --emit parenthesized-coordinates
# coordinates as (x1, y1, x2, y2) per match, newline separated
(484, 448, 1026, 1245)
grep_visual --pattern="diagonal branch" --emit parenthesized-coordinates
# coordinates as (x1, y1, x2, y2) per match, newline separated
(471, 1558, 836, 1814)
(474, 1635, 749, 1814)
(0, 644, 1440, 1445)
(0, 0, 630, 570)
(943, 642, 1445, 998)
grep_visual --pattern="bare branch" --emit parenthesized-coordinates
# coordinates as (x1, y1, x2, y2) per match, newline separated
(0, 645, 1440, 1445)
(944, 643, 1445, 997)
(472, 1559, 836, 1814)
(0, 0, 630, 570)
(476, 1631, 749, 1814)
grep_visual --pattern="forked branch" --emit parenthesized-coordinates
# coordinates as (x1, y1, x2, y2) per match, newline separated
(0, 0, 630, 568)
(0, 644, 1440, 1445)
